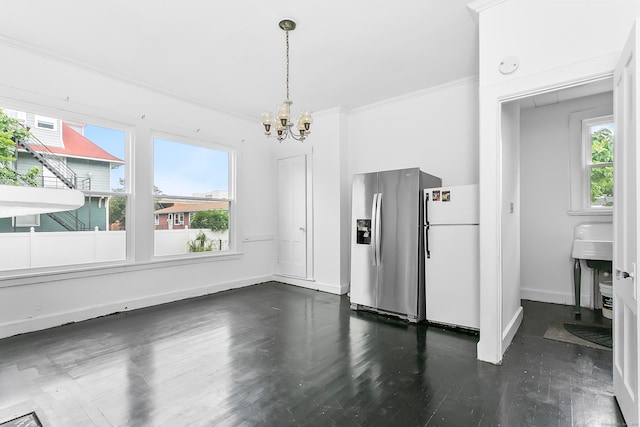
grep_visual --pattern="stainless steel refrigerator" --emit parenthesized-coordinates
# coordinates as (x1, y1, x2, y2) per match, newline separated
(349, 168, 441, 322)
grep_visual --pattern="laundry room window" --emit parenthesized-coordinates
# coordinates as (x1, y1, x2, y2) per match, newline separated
(568, 107, 614, 215)
(584, 116, 614, 209)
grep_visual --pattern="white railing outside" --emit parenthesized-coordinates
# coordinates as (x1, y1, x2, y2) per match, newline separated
(0, 227, 229, 271)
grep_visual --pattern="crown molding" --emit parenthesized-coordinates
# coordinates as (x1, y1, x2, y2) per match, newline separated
(350, 75, 479, 114)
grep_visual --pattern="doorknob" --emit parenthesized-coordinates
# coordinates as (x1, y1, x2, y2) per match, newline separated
(299, 227, 306, 232)
(616, 269, 632, 279)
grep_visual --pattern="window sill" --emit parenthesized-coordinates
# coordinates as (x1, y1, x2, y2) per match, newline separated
(567, 209, 613, 216)
(0, 251, 243, 288)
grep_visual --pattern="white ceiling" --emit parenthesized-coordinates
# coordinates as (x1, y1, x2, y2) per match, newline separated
(1, 1, 479, 120)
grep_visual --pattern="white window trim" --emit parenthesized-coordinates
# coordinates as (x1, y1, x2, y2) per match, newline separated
(13, 214, 40, 227)
(568, 106, 614, 216)
(154, 214, 159, 225)
(174, 213, 184, 225)
(34, 114, 58, 131)
(152, 133, 235, 258)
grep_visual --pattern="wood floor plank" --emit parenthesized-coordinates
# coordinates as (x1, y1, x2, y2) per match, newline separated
(0, 282, 625, 426)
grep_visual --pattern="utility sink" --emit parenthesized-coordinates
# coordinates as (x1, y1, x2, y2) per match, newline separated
(571, 223, 613, 261)
(571, 222, 613, 316)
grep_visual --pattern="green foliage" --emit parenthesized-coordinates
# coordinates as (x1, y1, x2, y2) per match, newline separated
(590, 127, 614, 206)
(109, 178, 127, 228)
(109, 178, 165, 229)
(187, 231, 213, 252)
(190, 209, 229, 232)
(0, 108, 40, 186)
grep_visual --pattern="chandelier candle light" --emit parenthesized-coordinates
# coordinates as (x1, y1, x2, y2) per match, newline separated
(261, 19, 313, 142)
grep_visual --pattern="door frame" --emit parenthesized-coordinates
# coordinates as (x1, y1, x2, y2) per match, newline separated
(273, 147, 314, 282)
(477, 53, 620, 364)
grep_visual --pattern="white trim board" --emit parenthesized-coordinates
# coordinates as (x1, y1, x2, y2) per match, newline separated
(273, 275, 347, 295)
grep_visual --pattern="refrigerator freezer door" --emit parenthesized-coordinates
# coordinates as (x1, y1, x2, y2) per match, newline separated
(425, 224, 480, 329)
(377, 168, 421, 319)
(350, 172, 379, 308)
(426, 184, 479, 225)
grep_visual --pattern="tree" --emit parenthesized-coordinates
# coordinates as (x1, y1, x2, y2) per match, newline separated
(109, 178, 164, 229)
(0, 108, 40, 186)
(190, 209, 229, 232)
(590, 127, 614, 206)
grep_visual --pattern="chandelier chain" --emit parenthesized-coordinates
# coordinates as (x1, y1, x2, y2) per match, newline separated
(285, 30, 290, 101)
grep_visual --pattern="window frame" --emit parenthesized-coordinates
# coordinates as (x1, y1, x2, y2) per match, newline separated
(568, 106, 614, 216)
(151, 133, 235, 259)
(0, 103, 132, 273)
(174, 212, 184, 226)
(34, 114, 58, 131)
(582, 115, 614, 210)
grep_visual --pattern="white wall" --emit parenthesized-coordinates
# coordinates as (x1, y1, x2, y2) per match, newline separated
(474, 0, 640, 363)
(0, 42, 277, 338)
(348, 78, 479, 186)
(478, 1, 640, 88)
(520, 92, 613, 305)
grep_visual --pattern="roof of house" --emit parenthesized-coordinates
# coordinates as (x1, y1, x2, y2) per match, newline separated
(154, 201, 228, 214)
(22, 123, 124, 164)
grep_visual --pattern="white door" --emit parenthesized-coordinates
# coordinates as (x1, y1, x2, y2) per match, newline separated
(277, 155, 307, 278)
(613, 18, 640, 425)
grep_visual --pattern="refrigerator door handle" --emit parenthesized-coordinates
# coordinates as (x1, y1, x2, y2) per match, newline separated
(424, 193, 431, 259)
(424, 224, 431, 259)
(371, 193, 379, 265)
(375, 192, 382, 265)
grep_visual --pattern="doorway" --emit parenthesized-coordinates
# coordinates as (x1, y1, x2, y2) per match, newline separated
(276, 154, 312, 279)
(516, 80, 614, 312)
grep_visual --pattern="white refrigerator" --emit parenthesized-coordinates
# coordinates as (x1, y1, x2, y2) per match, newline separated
(424, 184, 479, 330)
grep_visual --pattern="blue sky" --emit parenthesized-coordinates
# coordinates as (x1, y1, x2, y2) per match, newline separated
(153, 138, 229, 197)
(84, 125, 125, 191)
(84, 126, 229, 195)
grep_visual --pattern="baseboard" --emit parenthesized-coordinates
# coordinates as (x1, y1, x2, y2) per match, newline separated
(272, 275, 347, 295)
(502, 305, 523, 353)
(0, 275, 271, 339)
(520, 287, 591, 307)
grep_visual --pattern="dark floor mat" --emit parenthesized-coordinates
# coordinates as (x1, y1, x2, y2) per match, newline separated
(564, 323, 612, 348)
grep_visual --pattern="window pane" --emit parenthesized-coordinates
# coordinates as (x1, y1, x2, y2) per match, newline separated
(590, 165, 613, 208)
(153, 198, 230, 256)
(0, 107, 128, 270)
(590, 123, 614, 164)
(153, 137, 231, 257)
(153, 138, 229, 198)
(0, 196, 127, 270)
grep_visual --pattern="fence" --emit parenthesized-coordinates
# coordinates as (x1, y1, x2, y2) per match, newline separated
(0, 228, 229, 271)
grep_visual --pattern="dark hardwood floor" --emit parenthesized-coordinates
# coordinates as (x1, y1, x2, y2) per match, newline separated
(0, 282, 624, 426)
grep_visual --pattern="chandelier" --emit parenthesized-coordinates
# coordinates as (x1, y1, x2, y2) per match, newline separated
(261, 19, 313, 142)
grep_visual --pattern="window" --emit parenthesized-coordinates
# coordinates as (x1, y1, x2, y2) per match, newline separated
(584, 116, 614, 209)
(13, 214, 40, 227)
(153, 137, 232, 256)
(154, 214, 159, 225)
(569, 107, 614, 214)
(0, 107, 128, 271)
(4, 109, 26, 126)
(35, 115, 57, 131)
(174, 213, 184, 225)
